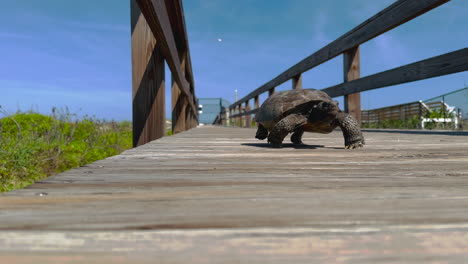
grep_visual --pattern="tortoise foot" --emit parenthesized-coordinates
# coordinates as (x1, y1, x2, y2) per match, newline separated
(345, 140, 365, 149)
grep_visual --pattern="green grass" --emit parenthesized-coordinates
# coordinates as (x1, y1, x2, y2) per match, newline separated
(0, 108, 132, 192)
(362, 116, 421, 129)
(361, 109, 456, 130)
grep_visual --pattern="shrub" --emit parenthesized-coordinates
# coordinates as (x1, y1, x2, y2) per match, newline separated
(0, 110, 132, 192)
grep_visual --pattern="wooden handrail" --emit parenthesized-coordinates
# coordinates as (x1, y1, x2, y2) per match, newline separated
(226, 0, 465, 129)
(132, 0, 198, 147)
(136, 0, 196, 113)
(230, 109, 259, 119)
(322, 48, 468, 97)
(230, 0, 450, 109)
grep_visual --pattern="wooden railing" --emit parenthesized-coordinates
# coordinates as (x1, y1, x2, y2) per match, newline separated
(362, 100, 461, 129)
(361, 100, 444, 124)
(131, 0, 197, 147)
(227, 0, 468, 128)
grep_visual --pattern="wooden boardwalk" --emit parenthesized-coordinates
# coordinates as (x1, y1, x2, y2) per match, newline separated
(1, 126, 468, 263)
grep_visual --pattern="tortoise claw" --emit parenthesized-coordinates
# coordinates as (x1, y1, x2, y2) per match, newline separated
(345, 142, 364, 149)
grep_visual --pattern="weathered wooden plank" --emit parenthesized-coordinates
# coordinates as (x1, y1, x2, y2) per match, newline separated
(323, 48, 468, 98)
(1, 126, 468, 263)
(230, 0, 450, 108)
(136, 0, 196, 113)
(343, 46, 361, 123)
(1, 229, 468, 263)
(131, 1, 166, 146)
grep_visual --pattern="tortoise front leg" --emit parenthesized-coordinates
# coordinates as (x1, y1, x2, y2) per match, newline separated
(336, 112, 365, 149)
(268, 114, 307, 148)
(255, 124, 269, 140)
(290, 127, 304, 145)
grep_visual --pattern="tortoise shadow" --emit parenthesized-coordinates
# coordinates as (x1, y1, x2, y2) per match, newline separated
(242, 143, 342, 150)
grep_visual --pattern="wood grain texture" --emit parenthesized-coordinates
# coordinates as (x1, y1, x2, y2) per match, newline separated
(135, 0, 196, 113)
(229, 0, 450, 109)
(343, 46, 361, 123)
(323, 48, 468, 98)
(164, 0, 195, 88)
(1, 126, 468, 263)
(131, 2, 166, 146)
(172, 56, 187, 134)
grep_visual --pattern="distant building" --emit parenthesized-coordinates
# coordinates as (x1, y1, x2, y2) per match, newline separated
(424, 87, 468, 119)
(197, 98, 231, 125)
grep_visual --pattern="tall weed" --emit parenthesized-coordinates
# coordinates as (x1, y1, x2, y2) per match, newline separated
(0, 108, 132, 192)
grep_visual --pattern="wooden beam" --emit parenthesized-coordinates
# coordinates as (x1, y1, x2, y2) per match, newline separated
(185, 101, 192, 130)
(322, 48, 468, 98)
(245, 102, 252, 128)
(164, 0, 195, 87)
(131, 1, 166, 147)
(136, 0, 196, 113)
(269, 88, 275, 97)
(230, 0, 450, 108)
(238, 106, 243, 127)
(292, 74, 302, 90)
(230, 108, 259, 119)
(343, 46, 361, 124)
(172, 56, 187, 134)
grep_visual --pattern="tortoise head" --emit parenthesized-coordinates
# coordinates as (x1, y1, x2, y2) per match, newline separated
(307, 101, 340, 123)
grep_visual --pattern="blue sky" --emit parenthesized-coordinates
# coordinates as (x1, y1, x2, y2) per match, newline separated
(1, 0, 467, 120)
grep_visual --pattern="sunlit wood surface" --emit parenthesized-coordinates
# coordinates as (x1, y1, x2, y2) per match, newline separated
(1, 126, 468, 263)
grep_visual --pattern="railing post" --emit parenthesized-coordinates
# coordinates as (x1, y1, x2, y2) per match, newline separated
(254, 95, 260, 127)
(184, 94, 191, 130)
(224, 111, 230, 126)
(238, 105, 243, 127)
(245, 101, 251, 128)
(234, 107, 238, 127)
(131, 0, 166, 147)
(292, 74, 302, 90)
(343, 46, 361, 124)
(269, 87, 275, 97)
(172, 55, 187, 134)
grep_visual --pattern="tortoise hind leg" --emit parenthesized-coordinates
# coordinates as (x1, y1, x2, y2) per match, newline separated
(255, 124, 269, 140)
(268, 114, 308, 148)
(290, 127, 304, 145)
(336, 112, 365, 149)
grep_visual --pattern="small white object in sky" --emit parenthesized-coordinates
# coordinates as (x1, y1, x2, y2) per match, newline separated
(217, 38, 223, 42)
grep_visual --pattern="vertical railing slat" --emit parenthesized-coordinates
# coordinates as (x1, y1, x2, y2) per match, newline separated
(343, 46, 361, 124)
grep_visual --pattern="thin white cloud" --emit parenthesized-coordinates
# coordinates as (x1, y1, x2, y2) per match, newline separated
(370, 34, 410, 69)
(348, 0, 395, 24)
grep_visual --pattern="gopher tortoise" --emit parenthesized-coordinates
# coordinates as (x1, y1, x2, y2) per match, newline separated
(254, 89, 365, 149)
